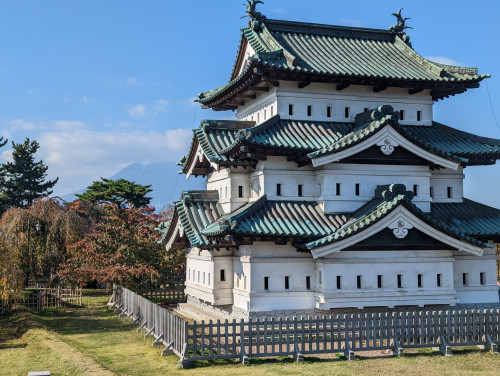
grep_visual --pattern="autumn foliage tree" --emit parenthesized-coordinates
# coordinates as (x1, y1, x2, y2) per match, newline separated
(58, 204, 166, 289)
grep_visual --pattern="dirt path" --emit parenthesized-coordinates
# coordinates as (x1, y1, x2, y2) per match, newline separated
(41, 330, 115, 376)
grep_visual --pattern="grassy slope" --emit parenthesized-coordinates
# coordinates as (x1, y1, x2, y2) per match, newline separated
(1, 291, 500, 376)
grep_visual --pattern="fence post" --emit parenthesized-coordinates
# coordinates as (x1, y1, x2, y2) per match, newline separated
(37, 291, 42, 313)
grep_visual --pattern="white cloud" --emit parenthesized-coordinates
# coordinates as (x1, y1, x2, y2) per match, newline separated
(152, 99, 169, 112)
(125, 77, 139, 86)
(9, 119, 36, 131)
(81, 96, 89, 102)
(103, 76, 142, 87)
(425, 56, 462, 66)
(1, 149, 13, 163)
(35, 121, 192, 195)
(127, 104, 147, 118)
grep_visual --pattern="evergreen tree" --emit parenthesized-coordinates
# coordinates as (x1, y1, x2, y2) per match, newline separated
(1, 138, 58, 210)
(76, 178, 152, 208)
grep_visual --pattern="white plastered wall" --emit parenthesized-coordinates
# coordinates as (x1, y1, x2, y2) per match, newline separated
(237, 82, 433, 126)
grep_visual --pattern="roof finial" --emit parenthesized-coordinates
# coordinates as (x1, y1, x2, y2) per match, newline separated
(242, 0, 266, 31)
(389, 8, 412, 46)
(389, 8, 412, 33)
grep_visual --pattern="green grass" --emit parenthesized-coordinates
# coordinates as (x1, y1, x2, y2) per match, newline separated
(2, 291, 500, 375)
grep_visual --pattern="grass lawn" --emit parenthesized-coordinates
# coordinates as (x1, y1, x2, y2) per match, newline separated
(1, 290, 500, 375)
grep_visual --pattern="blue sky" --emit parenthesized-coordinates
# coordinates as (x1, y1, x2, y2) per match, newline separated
(0, 0, 499, 206)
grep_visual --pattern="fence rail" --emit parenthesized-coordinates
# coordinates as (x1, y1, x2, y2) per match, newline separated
(110, 285, 500, 368)
(1, 287, 82, 314)
(138, 282, 186, 303)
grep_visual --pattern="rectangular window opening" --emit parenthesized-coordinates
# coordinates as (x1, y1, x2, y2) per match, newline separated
(480, 272, 486, 285)
(307, 105, 312, 117)
(264, 276, 269, 291)
(289, 104, 293, 116)
(413, 184, 418, 196)
(264, 109, 267, 120)
(336, 183, 341, 196)
(306, 276, 311, 290)
(276, 183, 282, 196)
(285, 276, 290, 290)
(198, 271, 200, 283)
(355, 183, 360, 196)
(447, 187, 453, 198)
(319, 271, 323, 284)
(270, 107, 273, 117)
(238, 185, 244, 198)
(417, 110, 422, 121)
(430, 186, 434, 198)
(220, 269, 225, 281)
(244, 276, 247, 290)
(326, 106, 332, 118)
(344, 107, 350, 119)
(397, 274, 403, 288)
(462, 272, 469, 286)
(208, 273, 210, 286)
(257, 112, 260, 123)
(357, 275, 362, 289)
(377, 275, 383, 289)
(236, 275, 239, 288)
(437, 273, 442, 287)
(336, 275, 342, 289)
(298, 184, 303, 197)
(364, 107, 369, 112)
(400, 110, 405, 120)
(418, 274, 423, 288)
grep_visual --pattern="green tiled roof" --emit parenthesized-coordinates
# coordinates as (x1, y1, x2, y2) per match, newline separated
(308, 106, 500, 165)
(302, 184, 488, 250)
(182, 110, 500, 172)
(198, 19, 488, 108)
(159, 191, 224, 248)
(159, 188, 500, 252)
(201, 195, 348, 240)
(431, 199, 500, 240)
(221, 116, 352, 155)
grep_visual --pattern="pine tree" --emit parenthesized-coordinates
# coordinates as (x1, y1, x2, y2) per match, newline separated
(0, 138, 58, 210)
(76, 178, 152, 208)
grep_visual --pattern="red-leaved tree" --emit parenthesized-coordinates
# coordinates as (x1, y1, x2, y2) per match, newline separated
(58, 204, 166, 289)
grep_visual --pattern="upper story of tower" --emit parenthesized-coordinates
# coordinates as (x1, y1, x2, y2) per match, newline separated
(195, 9, 488, 125)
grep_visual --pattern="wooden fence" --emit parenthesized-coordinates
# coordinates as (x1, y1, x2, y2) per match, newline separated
(138, 281, 186, 303)
(1, 287, 83, 313)
(110, 285, 500, 368)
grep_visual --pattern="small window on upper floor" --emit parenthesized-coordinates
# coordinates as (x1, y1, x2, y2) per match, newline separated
(336, 275, 342, 289)
(336, 183, 341, 196)
(289, 104, 294, 116)
(480, 272, 486, 285)
(264, 276, 269, 291)
(306, 276, 311, 290)
(270, 106, 274, 117)
(462, 273, 469, 286)
(355, 183, 360, 196)
(225, 186, 228, 198)
(298, 184, 303, 197)
(397, 274, 403, 288)
(345, 107, 350, 119)
(220, 269, 226, 281)
(417, 110, 422, 121)
(418, 274, 423, 288)
(430, 186, 434, 198)
(276, 183, 282, 196)
(377, 275, 383, 288)
(264, 109, 267, 120)
(257, 112, 260, 123)
(357, 275, 362, 289)
(326, 106, 332, 118)
(238, 185, 244, 198)
(400, 110, 405, 120)
(285, 276, 290, 290)
(437, 273, 442, 287)
(307, 105, 312, 117)
(413, 184, 418, 196)
(447, 187, 453, 198)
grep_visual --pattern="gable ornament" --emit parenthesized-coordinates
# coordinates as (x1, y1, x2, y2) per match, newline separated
(376, 136, 399, 155)
(388, 216, 414, 239)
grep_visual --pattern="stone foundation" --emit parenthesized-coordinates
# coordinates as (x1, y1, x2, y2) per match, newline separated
(184, 295, 500, 321)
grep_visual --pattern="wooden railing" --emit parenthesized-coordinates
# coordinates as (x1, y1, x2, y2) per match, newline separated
(138, 282, 186, 303)
(110, 285, 500, 368)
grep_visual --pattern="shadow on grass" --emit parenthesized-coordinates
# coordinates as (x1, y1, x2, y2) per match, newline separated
(0, 343, 28, 349)
(184, 355, 343, 369)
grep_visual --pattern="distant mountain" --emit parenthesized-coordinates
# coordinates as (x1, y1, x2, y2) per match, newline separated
(61, 162, 206, 210)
